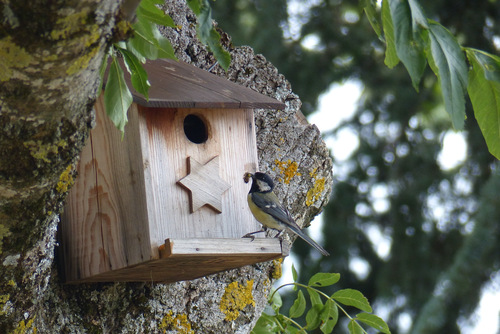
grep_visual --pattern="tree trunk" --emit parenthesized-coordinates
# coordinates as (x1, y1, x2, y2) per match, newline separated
(0, 0, 332, 332)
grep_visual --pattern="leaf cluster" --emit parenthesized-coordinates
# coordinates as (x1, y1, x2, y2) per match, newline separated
(365, 0, 500, 159)
(252, 265, 391, 334)
(101, 0, 231, 135)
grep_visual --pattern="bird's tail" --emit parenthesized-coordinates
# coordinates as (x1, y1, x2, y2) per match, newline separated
(288, 225, 330, 256)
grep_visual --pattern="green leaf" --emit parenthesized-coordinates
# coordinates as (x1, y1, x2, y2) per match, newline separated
(269, 288, 282, 312)
(308, 273, 340, 287)
(291, 264, 298, 291)
(187, 0, 231, 70)
(385, 0, 426, 90)
(155, 33, 176, 59)
(137, 0, 175, 27)
(307, 287, 323, 308)
(362, 0, 382, 40)
(120, 48, 150, 100)
(252, 313, 281, 334)
(468, 48, 500, 83)
(128, 19, 160, 59)
(332, 289, 372, 313)
(347, 320, 365, 334)
(306, 287, 324, 330)
(426, 21, 468, 130)
(356, 313, 392, 334)
(128, 18, 176, 60)
(408, 0, 428, 29)
(319, 299, 338, 334)
(381, 0, 399, 68)
(305, 304, 323, 331)
(98, 53, 110, 93)
(291, 264, 298, 282)
(104, 56, 133, 133)
(467, 49, 500, 159)
(289, 290, 306, 318)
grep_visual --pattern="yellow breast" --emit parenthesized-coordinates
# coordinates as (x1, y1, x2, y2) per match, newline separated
(247, 194, 285, 231)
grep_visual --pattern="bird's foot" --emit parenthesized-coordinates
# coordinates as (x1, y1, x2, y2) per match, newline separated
(242, 228, 266, 241)
(242, 233, 256, 241)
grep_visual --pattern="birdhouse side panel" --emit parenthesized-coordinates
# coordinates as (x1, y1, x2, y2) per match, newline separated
(61, 96, 153, 281)
(61, 139, 111, 281)
(138, 107, 260, 249)
(90, 99, 152, 266)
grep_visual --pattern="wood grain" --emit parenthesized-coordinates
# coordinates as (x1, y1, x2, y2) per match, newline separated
(61, 92, 274, 282)
(139, 106, 261, 246)
(177, 156, 231, 213)
(106, 58, 286, 110)
(61, 96, 151, 281)
(65, 238, 283, 283)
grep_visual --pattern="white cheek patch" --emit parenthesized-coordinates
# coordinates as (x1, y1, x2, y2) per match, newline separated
(256, 179, 272, 192)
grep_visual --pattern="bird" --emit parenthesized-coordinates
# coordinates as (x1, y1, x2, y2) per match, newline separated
(243, 172, 330, 256)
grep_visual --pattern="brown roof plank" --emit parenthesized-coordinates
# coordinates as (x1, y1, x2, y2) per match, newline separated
(107, 58, 285, 110)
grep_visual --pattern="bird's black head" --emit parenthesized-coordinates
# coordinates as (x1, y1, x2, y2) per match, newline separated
(249, 172, 275, 193)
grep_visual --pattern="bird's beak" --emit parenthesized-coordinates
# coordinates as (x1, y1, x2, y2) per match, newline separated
(243, 172, 254, 183)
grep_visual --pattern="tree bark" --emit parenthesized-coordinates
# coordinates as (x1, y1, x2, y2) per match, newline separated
(0, 0, 332, 332)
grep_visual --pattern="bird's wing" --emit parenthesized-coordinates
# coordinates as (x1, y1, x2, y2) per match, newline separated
(251, 192, 300, 227)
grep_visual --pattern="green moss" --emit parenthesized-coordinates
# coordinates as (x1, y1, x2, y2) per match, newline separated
(0, 37, 33, 82)
(219, 280, 255, 321)
(66, 46, 99, 75)
(12, 317, 36, 334)
(159, 311, 194, 334)
(56, 165, 74, 193)
(50, 9, 91, 40)
(23, 140, 68, 163)
(0, 223, 11, 255)
(0, 294, 9, 316)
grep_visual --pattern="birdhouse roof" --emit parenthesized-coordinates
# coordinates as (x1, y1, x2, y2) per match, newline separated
(117, 58, 286, 110)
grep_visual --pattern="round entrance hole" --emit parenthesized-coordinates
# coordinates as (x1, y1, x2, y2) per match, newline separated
(183, 114, 208, 144)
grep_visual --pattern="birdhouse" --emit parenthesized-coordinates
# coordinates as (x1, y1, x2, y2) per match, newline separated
(60, 59, 286, 283)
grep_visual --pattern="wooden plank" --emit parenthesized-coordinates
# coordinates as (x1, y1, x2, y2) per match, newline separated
(138, 107, 262, 246)
(108, 58, 286, 109)
(160, 238, 284, 257)
(65, 238, 284, 283)
(177, 156, 231, 213)
(61, 96, 153, 282)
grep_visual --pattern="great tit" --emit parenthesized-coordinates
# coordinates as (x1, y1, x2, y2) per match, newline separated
(243, 172, 330, 256)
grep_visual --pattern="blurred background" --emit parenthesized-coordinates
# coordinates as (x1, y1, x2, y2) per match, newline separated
(211, 0, 500, 333)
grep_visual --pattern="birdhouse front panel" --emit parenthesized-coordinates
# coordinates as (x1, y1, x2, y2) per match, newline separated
(137, 105, 261, 251)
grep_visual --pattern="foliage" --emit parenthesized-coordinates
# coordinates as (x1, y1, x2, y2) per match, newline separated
(365, 0, 500, 158)
(252, 265, 390, 334)
(102, 0, 231, 135)
(186, 0, 231, 70)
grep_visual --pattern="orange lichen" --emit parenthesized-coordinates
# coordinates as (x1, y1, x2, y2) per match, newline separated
(220, 280, 255, 321)
(274, 159, 301, 184)
(159, 311, 194, 334)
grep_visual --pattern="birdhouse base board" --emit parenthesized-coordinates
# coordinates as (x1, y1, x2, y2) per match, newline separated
(63, 238, 284, 284)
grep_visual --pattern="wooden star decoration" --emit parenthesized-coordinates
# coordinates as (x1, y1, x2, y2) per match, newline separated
(177, 156, 231, 213)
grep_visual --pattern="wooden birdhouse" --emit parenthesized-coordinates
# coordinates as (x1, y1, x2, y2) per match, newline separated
(60, 59, 286, 283)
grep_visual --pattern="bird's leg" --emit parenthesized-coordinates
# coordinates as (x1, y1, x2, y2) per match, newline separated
(274, 230, 284, 239)
(242, 227, 267, 241)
